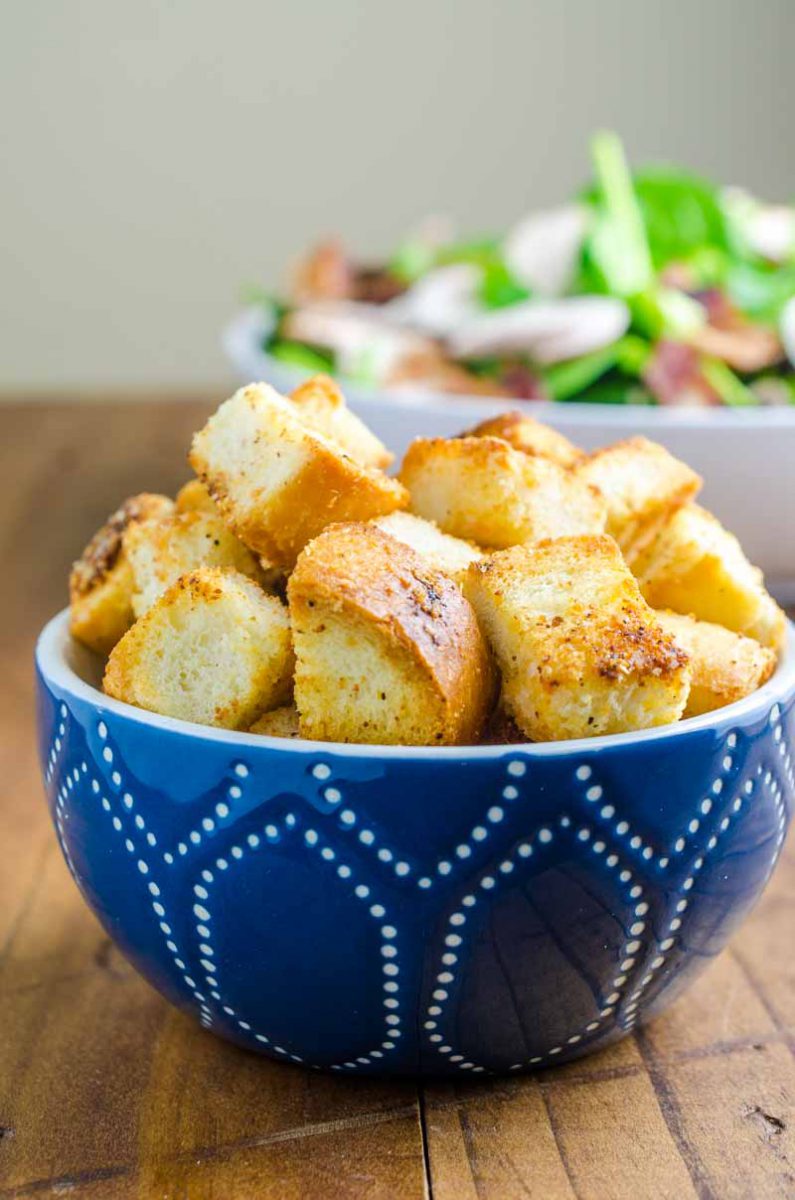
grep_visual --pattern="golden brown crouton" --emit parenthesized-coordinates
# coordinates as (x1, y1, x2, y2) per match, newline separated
(656, 610, 776, 717)
(577, 436, 701, 558)
(399, 436, 606, 548)
(69, 493, 174, 655)
(104, 567, 293, 729)
(124, 511, 270, 617)
(190, 383, 408, 567)
(634, 504, 786, 652)
(288, 523, 496, 745)
(248, 704, 301, 738)
(465, 536, 691, 741)
(175, 479, 217, 515)
(463, 410, 583, 467)
(370, 511, 482, 584)
(289, 374, 393, 469)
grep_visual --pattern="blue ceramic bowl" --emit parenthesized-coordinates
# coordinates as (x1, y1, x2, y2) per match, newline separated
(36, 608, 795, 1077)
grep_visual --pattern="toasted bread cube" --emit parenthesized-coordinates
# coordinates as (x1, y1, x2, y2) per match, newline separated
(371, 511, 482, 584)
(290, 374, 392, 469)
(124, 511, 271, 617)
(465, 536, 691, 741)
(104, 567, 293, 729)
(655, 610, 776, 717)
(70, 494, 174, 655)
(190, 383, 407, 567)
(175, 479, 218, 515)
(288, 523, 495, 745)
(248, 704, 301, 738)
(634, 504, 786, 652)
(399, 436, 606, 548)
(464, 411, 583, 467)
(577, 436, 701, 558)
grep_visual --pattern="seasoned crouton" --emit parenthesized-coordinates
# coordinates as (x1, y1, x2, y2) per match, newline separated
(190, 383, 407, 567)
(399, 436, 606, 548)
(656, 610, 776, 717)
(464, 411, 583, 467)
(289, 374, 393, 469)
(465, 536, 691, 741)
(288, 523, 495, 745)
(578, 436, 701, 558)
(175, 479, 217, 514)
(634, 504, 786, 652)
(104, 567, 293, 729)
(371, 511, 482, 584)
(124, 511, 270, 617)
(70, 493, 174, 655)
(248, 704, 301, 738)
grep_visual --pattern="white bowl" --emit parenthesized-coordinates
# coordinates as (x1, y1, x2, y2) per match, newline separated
(224, 310, 795, 600)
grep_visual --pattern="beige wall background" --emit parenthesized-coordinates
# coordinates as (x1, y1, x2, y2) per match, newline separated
(2, 0, 793, 390)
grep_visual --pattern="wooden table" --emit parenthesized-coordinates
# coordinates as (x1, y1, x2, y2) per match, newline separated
(1, 399, 793, 1199)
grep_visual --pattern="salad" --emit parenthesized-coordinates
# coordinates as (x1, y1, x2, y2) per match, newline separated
(249, 133, 795, 406)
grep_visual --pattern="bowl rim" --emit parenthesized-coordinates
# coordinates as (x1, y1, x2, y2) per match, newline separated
(37, 608, 795, 761)
(224, 308, 795, 430)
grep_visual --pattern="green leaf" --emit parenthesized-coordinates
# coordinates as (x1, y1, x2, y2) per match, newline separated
(268, 340, 335, 373)
(631, 167, 729, 268)
(585, 131, 654, 296)
(544, 336, 651, 401)
(726, 261, 795, 322)
(700, 358, 759, 406)
(478, 261, 530, 309)
(630, 287, 706, 339)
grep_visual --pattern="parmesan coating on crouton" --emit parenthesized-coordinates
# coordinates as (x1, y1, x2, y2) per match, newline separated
(175, 479, 218, 515)
(248, 704, 301, 738)
(371, 511, 482, 584)
(578, 436, 702, 558)
(124, 511, 272, 617)
(655, 610, 776, 717)
(104, 567, 294, 729)
(69, 493, 174, 655)
(399, 436, 606, 548)
(290, 374, 393, 469)
(634, 504, 786, 652)
(465, 535, 691, 741)
(189, 383, 407, 567)
(463, 410, 583, 467)
(288, 523, 496, 745)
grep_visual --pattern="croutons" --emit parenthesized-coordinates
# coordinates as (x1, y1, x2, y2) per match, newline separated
(248, 704, 301, 738)
(289, 374, 393, 469)
(70, 493, 174, 655)
(656, 610, 776, 717)
(124, 511, 270, 617)
(465, 536, 691, 741)
(577, 436, 702, 558)
(104, 567, 293, 729)
(634, 504, 786, 652)
(175, 479, 217, 515)
(190, 383, 408, 567)
(288, 523, 495, 745)
(371, 511, 482, 584)
(463, 411, 583, 467)
(400, 436, 606, 548)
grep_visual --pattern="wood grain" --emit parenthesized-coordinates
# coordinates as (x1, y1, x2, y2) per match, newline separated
(0, 398, 793, 1199)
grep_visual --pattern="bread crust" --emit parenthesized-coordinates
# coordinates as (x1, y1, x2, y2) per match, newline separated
(399, 436, 606, 548)
(289, 374, 393, 469)
(190, 383, 407, 567)
(466, 535, 691, 741)
(463, 411, 583, 467)
(578, 436, 702, 559)
(288, 522, 496, 745)
(69, 493, 174, 655)
(633, 504, 786, 652)
(655, 610, 776, 717)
